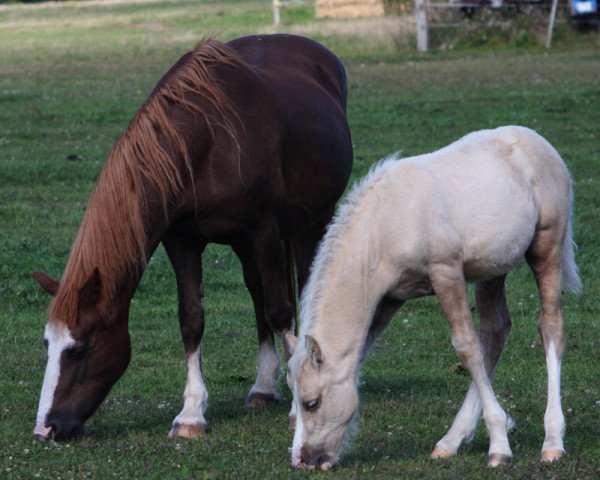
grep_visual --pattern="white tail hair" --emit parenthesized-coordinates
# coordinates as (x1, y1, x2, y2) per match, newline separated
(561, 190, 582, 294)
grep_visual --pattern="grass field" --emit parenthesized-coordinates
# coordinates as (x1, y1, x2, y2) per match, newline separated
(1, 1, 600, 478)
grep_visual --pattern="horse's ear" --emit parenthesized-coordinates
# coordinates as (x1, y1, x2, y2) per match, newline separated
(285, 334, 299, 356)
(305, 334, 324, 369)
(31, 271, 59, 297)
(78, 268, 102, 312)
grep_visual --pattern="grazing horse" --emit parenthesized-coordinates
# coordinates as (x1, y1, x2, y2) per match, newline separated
(285, 126, 581, 470)
(31, 34, 352, 441)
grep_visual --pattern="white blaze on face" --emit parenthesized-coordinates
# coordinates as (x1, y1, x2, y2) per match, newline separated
(291, 401, 305, 468)
(34, 322, 75, 438)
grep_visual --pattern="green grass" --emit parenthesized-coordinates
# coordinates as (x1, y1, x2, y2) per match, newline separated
(2, 1, 600, 478)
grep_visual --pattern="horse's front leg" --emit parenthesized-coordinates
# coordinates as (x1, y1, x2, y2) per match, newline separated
(163, 232, 209, 438)
(432, 276, 512, 460)
(431, 264, 512, 467)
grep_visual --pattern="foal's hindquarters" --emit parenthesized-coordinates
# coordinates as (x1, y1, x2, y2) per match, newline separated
(428, 127, 580, 465)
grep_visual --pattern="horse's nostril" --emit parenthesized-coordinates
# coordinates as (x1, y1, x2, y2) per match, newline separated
(33, 424, 53, 442)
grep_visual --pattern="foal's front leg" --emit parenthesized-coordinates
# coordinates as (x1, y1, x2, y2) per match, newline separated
(432, 276, 512, 460)
(164, 232, 209, 437)
(431, 265, 512, 467)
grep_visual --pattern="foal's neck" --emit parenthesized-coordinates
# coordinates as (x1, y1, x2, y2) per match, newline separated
(301, 205, 389, 378)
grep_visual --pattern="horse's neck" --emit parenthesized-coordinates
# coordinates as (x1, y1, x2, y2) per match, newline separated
(52, 166, 168, 325)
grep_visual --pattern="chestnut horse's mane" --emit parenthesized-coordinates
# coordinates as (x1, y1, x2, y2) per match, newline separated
(50, 39, 249, 329)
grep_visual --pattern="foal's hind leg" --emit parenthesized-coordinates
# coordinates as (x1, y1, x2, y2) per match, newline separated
(163, 232, 209, 438)
(433, 275, 512, 462)
(526, 236, 567, 462)
(431, 266, 512, 467)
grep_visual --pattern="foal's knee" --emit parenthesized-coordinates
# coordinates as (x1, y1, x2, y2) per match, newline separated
(452, 334, 483, 366)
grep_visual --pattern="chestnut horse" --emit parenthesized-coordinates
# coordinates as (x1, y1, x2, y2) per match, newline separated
(286, 126, 581, 470)
(32, 34, 352, 441)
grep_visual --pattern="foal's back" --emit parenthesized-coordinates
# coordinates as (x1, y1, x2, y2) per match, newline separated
(377, 126, 572, 283)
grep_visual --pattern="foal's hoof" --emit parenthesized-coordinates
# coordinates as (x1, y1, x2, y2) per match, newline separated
(289, 415, 296, 430)
(431, 446, 454, 459)
(541, 448, 565, 463)
(487, 453, 511, 467)
(245, 392, 280, 409)
(168, 422, 206, 438)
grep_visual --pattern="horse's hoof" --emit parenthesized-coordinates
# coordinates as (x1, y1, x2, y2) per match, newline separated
(541, 448, 565, 463)
(487, 453, 511, 467)
(168, 422, 205, 438)
(431, 446, 454, 459)
(245, 392, 280, 409)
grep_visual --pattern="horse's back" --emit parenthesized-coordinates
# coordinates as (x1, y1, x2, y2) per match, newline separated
(226, 34, 348, 107)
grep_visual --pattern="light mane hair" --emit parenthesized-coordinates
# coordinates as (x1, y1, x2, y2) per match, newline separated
(50, 39, 249, 329)
(299, 153, 402, 336)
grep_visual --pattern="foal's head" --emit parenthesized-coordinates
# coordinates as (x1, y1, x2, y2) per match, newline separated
(286, 334, 358, 471)
(32, 269, 131, 441)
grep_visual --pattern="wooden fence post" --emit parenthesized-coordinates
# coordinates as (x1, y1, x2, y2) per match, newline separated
(415, 0, 428, 52)
(273, 0, 281, 25)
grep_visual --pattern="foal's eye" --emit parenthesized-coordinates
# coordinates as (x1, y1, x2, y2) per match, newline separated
(303, 398, 321, 412)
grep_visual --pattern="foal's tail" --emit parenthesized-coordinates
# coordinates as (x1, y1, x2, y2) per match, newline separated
(561, 190, 582, 294)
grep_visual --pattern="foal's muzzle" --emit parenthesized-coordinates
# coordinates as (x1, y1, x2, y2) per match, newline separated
(294, 447, 338, 471)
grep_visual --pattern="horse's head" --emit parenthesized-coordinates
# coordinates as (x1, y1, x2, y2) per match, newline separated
(286, 334, 358, 471)
(31, 269, 131, 441)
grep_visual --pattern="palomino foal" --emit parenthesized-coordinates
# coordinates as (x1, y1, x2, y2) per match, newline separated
(286, 126, 581, 470)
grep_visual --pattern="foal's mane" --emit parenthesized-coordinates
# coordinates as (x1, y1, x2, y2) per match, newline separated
(50, 39, 249, 329)
(299, 155, 401, 335)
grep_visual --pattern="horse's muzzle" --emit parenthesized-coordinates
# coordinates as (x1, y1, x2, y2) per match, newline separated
(33, 424, 53, 442)
(35, 414, 86, 441)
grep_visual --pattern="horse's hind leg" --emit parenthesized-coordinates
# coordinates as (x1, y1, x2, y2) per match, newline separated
(431, 265, 512, 467)
(232, 243, 282, 408)
(526, 233, 567, 462)
(163, 232, 209, 438)
(433, 275, 512, 461)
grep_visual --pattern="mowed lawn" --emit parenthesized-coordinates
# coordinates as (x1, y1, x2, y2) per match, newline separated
(1, 1, 599, 478)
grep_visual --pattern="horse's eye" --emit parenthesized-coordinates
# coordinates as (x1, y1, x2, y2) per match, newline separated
(66, 346, 87, 361)
(303, 398, 321, 412)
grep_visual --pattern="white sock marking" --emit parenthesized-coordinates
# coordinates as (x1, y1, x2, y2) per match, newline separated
(172, 347, 208, 427)
(543, 341, 565, 453)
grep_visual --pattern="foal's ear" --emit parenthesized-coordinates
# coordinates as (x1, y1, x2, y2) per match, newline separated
(31, 271, 60, 296)
(285, 334, 299, 356)
(78, 268, 102, 312)
(305, 334, 324, 369)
